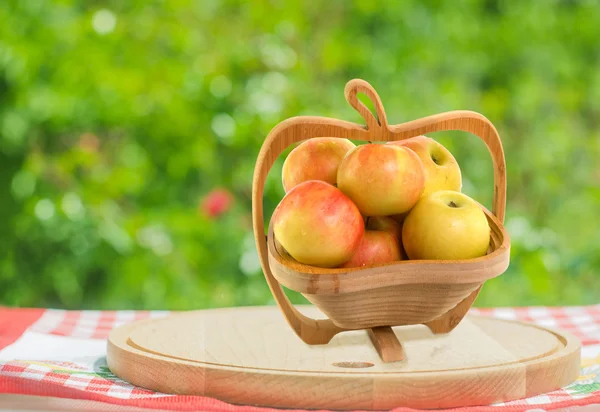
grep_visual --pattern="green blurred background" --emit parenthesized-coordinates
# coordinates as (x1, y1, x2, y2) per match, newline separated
(1, 1, 598, 310)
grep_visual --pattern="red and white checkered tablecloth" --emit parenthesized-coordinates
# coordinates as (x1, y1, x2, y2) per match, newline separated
(1, 305, 600, 411)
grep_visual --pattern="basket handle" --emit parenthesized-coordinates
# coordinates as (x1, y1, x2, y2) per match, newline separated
(252, 79, 506, 344)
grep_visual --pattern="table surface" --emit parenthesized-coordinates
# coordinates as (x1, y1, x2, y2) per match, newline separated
(1, 305, 600, 412)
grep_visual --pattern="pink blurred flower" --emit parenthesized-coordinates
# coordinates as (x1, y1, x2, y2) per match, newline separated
(200, 188, 233, 218)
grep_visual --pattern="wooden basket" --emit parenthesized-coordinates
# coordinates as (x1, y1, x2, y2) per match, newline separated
(252, 79, 510, 361)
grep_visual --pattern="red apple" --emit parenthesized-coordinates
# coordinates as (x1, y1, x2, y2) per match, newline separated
(340, 231, 402, 268)
(366, 216, 406, 259)
(337, 144, 425, 216)
(272, 180, 364, 268)
(389, 136, 462, 197)
(366, 216, 401, 239)
(282, 138, 355, 192)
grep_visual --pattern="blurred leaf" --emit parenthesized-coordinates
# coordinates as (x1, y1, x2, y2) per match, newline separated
(0, 0, 598, 309)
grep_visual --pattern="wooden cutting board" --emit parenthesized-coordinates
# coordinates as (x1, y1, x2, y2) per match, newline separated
(107, 305, 580, 410)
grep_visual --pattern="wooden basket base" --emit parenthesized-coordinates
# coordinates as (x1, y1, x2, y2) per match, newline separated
(347, 284, 481, 363)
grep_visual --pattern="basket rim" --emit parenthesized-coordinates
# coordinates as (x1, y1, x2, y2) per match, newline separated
(267, 205, 511, 295)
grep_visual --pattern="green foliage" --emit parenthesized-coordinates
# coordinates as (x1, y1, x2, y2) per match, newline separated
(0, 0, 598, 309)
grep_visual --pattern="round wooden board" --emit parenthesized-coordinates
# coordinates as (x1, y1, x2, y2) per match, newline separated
(107, 305, 581, 410)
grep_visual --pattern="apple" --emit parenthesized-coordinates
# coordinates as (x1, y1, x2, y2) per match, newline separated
(272, 180, 364, 268)
(340, 230, 402, 268)
(402, 190, 490, 260)
(367, 216, 401, 239)
(389, 136, 462, 197)
(391, 211, 409, 225)
(366, 216, 406, 259)
(337, 144, 425, 216)
(282, 137, 355, 192)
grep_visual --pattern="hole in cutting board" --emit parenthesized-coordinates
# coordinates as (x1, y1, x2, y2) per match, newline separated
(332, 361, 374, 369)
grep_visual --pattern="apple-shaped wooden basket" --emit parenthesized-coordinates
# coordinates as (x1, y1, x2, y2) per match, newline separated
(252, 79, 510, 362)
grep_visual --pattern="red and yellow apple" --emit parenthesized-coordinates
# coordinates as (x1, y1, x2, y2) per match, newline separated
(389, 136, 462, 197)
(272, 180, 364, 268)
(337, 144, 425, 216)
(282, 138, 355, 192)
(402, 190, 490, 260)
(340, 230, 402, 268)
(366, 216, 401, 239)
(366, 216, 406, 259)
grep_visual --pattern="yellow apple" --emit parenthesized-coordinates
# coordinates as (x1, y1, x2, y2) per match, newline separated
(389, 136, 462, 197)
(337, 144, 425, 216)
(402, 191, 490, 260)
(340, 231, 402, 268)
(282, 137, 355, 192)
(272, 180, 364, 268)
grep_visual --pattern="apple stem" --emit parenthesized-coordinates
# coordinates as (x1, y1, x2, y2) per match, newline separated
(449, 201, 459, 208)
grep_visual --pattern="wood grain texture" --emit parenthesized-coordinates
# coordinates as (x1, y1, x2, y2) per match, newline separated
(302, 282, 481, 329)
(368, 326, 405, 362)
(251, 78, 511, 348)
(107, 305, 581, 410)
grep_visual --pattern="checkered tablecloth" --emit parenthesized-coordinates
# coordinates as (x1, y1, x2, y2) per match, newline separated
(1, 305, 600, 411)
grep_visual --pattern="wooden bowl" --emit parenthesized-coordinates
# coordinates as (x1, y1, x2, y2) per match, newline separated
(252, 78, 510, 350)
(267, 209, 509, 330)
